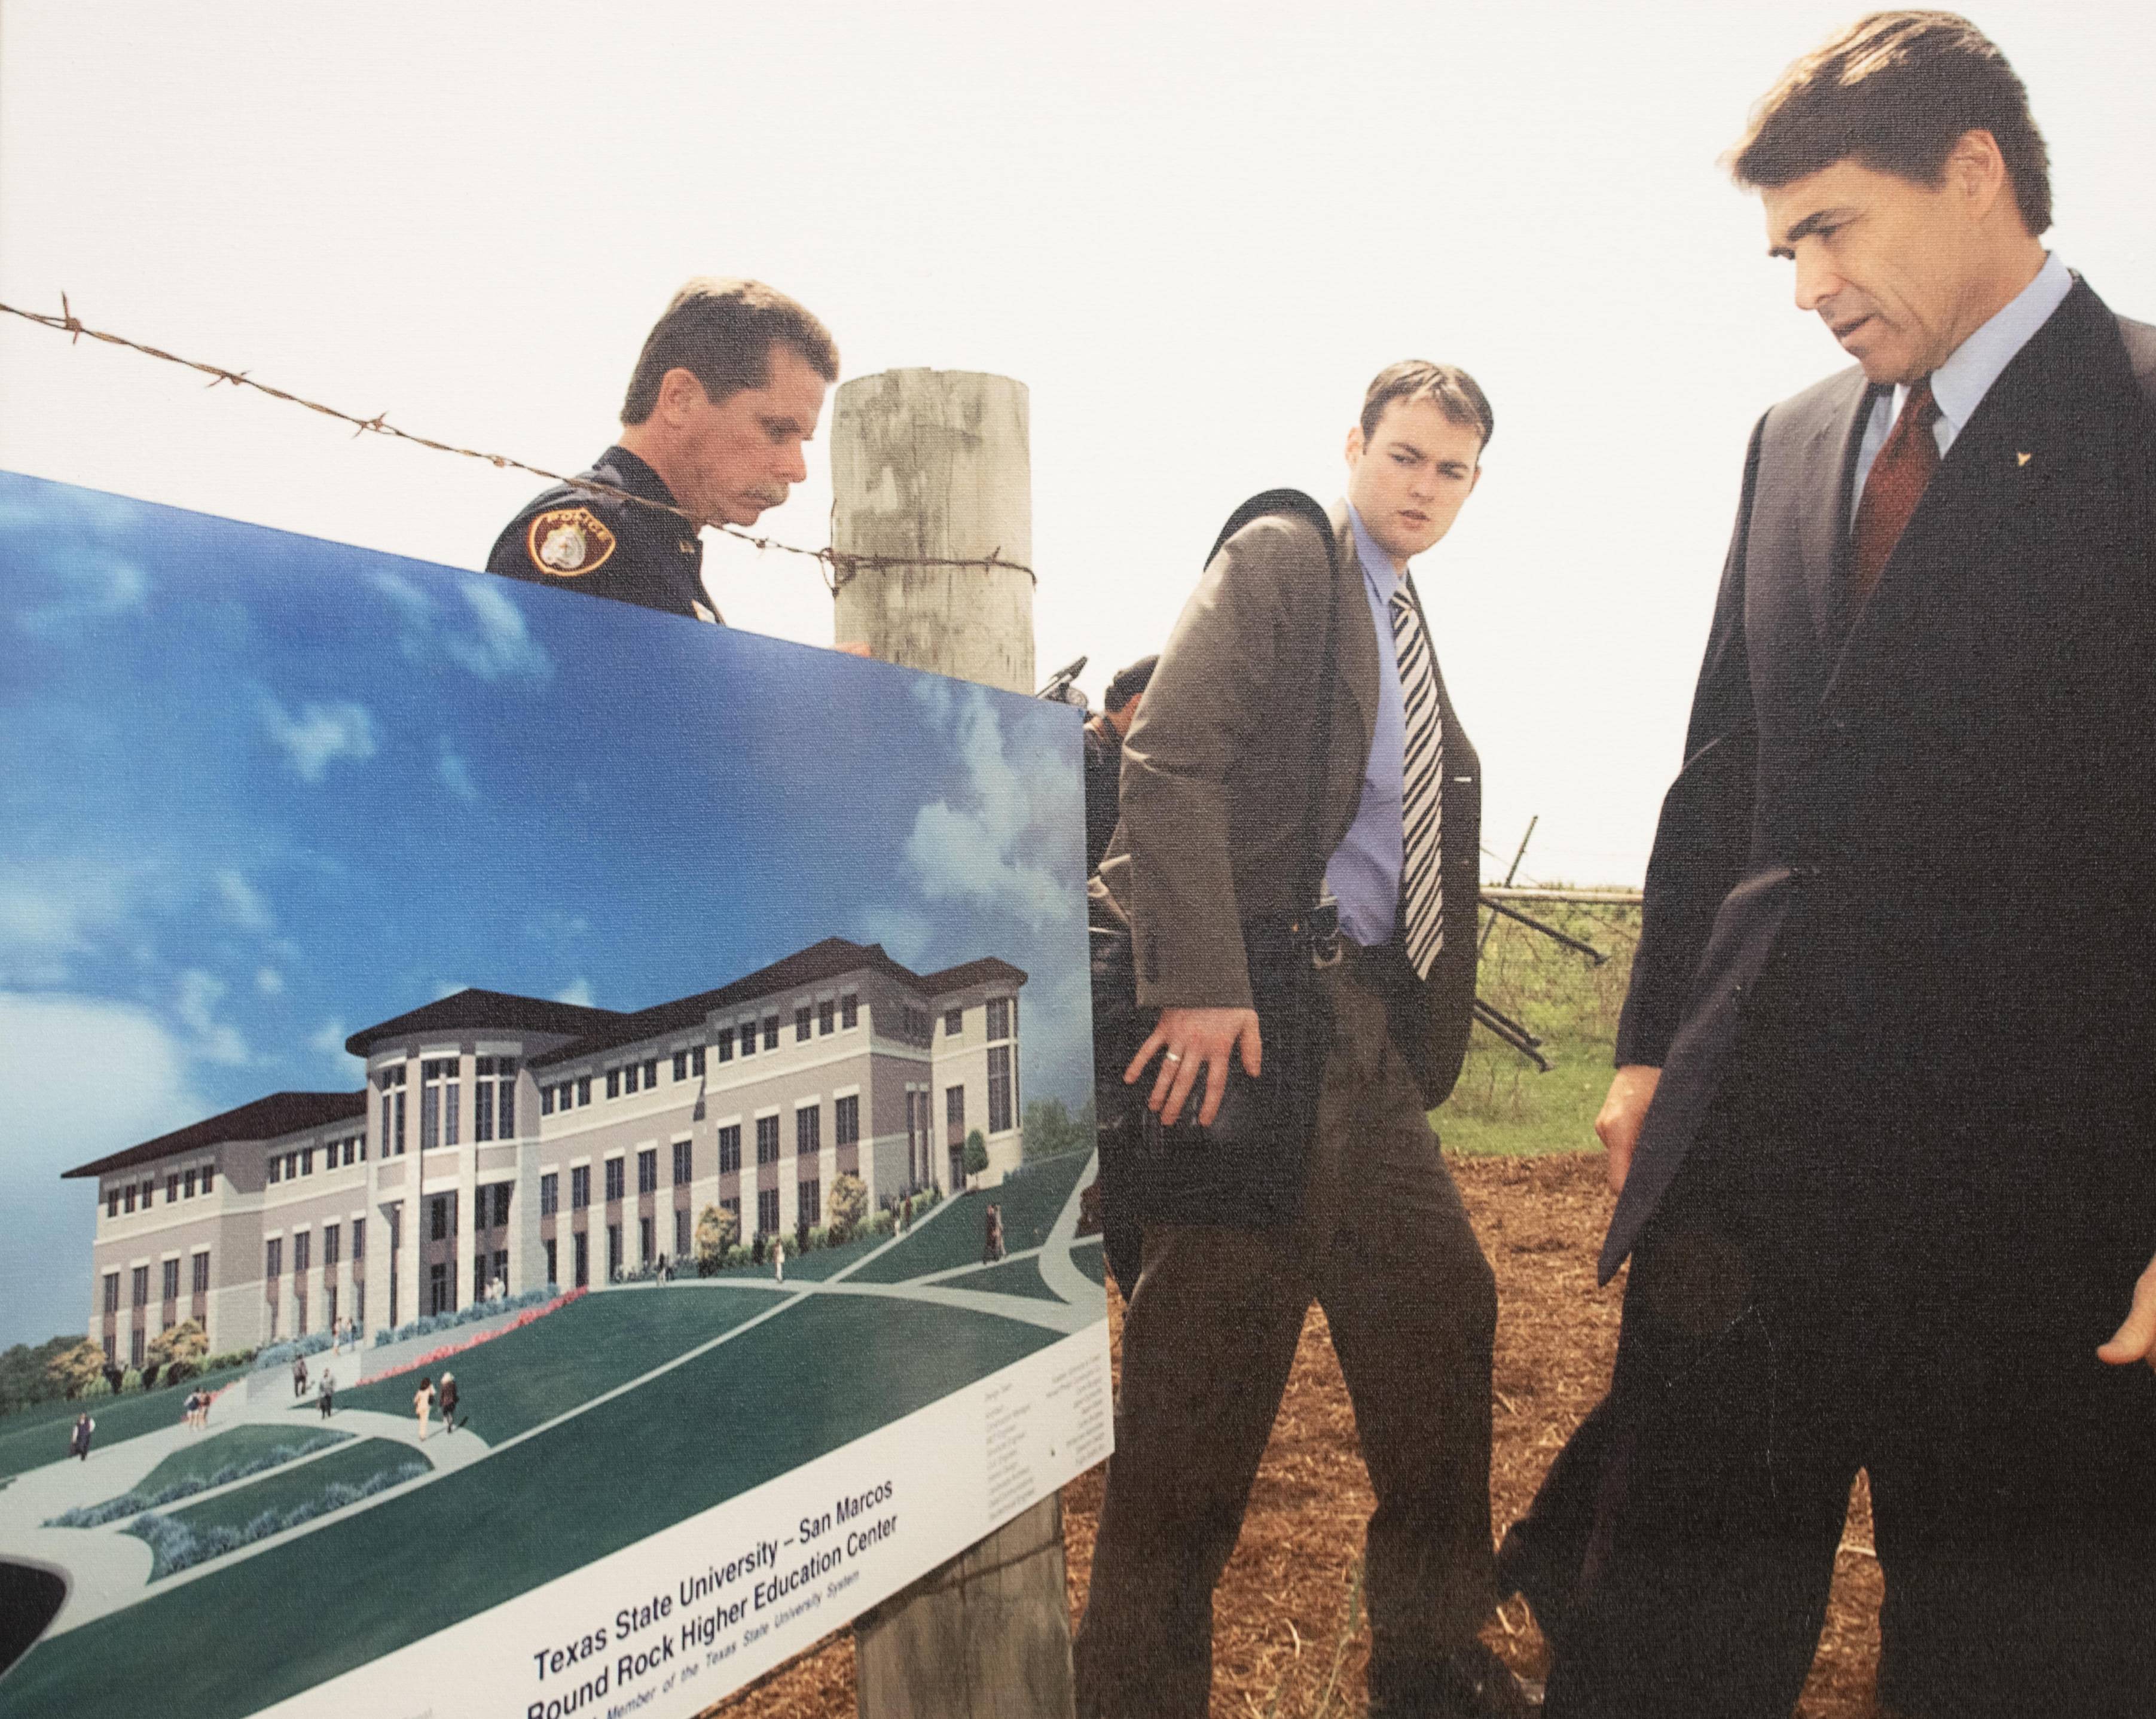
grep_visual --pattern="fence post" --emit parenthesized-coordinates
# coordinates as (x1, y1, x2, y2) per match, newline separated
(830, 367, 1073, 1719)
(829, 368, 1036, 695)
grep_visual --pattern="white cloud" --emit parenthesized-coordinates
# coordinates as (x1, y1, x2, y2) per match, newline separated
(370, 569, 434, 631)
(174, 969, 249, 1065)
(255, 967, 285, 995)
(258, 694, 379, 782)
(0, 992, 209, 1348)
(0, 862, 135, 985)
(371, 570, 550, 682)
(900, 691, 1079, 932)
(853, 907, 935, 969)
(443, 581, 552, 681)
(14, 546, 148, 636)
(525, 910, 591, 944)
(308, 1018, 359, 1076)
(215, 868, 275, 933)
(910, 676, 956, 726)
(436, 742, 480, 804)
(554, 978, 595, 1007)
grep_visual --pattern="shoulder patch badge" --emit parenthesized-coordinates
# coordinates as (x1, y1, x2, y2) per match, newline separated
(525, 507, 618, 578)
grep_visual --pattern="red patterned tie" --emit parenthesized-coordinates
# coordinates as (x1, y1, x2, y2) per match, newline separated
(1852, 377, 1940, 602)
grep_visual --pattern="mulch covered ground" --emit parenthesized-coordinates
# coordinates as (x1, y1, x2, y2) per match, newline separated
(711, 1153, 1886, 1718)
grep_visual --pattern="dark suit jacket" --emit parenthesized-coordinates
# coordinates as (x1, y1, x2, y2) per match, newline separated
(1604, 278, 2156, 1283)
(1100, 497, 1482, 1113)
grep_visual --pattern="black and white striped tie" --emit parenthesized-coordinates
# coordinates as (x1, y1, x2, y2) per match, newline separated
(1391, 586, 1444, 979)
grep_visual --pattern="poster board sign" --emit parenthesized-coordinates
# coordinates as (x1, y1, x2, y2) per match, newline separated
(0, 471, 1110, 1718)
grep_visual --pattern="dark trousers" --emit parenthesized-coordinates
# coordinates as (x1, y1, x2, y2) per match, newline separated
(1074, 958, 1499, 1718)
(1508, 981, 2156, 1719)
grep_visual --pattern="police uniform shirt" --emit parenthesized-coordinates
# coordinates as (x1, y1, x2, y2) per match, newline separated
(486, 446, 717, 622)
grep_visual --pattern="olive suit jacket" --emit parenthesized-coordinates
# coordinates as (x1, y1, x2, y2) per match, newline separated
(1602, 277, 2156, 1285)
(1099, 499, 1482, 1116)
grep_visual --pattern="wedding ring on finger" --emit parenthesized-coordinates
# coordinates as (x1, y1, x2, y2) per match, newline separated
(1163, 1051, 1184, 1063)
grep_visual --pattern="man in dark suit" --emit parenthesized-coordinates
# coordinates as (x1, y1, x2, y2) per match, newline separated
(1074, 363, 1537, 1718)
(1504, 15, 2156, 1718)
(486, 277, 837, 622)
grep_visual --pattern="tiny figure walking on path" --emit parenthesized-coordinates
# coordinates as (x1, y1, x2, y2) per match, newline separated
(438, 1371, 459, 1434)
(68, 1412, 95, 1462)
(772, 1236, 786, 1284)
(414, 1374, 435, 1441)
(318, 1369, 335, 1419)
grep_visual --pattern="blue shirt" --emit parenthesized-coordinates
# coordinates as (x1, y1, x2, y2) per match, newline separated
(1850, 251, 2073, 525)
(1326, 506, 1409, 946)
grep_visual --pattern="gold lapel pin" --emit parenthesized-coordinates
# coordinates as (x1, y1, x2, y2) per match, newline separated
(2015, 451, 2033, 466)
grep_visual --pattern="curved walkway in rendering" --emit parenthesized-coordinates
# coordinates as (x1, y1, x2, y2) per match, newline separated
(3, 1152, 1101, 1643)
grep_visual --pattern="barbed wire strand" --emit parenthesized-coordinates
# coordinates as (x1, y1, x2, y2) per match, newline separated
(0, 294, 1037, 594)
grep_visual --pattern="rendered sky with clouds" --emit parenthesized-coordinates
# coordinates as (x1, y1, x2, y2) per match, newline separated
(0, 471, 1089, 1349)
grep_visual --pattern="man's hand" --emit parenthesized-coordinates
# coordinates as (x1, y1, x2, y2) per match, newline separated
(2097, 1251, 2156, 1372)
(1126, 1006, 1262, 1130)
(1596, 1065, 1663, 1195)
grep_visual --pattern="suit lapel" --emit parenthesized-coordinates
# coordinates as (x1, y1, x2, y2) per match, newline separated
(1828, 279, 2126, 697)
(1328, 501, 1380, 756)
(1803, 372, 1880, 648)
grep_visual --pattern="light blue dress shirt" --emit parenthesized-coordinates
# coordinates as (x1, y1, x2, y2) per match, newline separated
(1850, 251, 2073, 524)
(1325, 506, 1410, 946)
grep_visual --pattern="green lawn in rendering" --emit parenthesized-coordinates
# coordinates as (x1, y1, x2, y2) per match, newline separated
(0, 1369, 248, 1485)
(937, 1254, 1065, 1303)
(4, 1292, 1060, 1719)
(740, 1225, 888, 1282)
(158, 1439, 430, 1546)
(127, 1424, 347, 1503)
(847, 1149, 1092, 1284)
(323, 1283, 791, 1442)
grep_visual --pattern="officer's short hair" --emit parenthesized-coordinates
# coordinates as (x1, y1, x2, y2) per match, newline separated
(621, 278, 840, 425)
(1104, 656, 1159, 715)
(1730, 12, 2051, 236)
(1359, 361, 1494, 453)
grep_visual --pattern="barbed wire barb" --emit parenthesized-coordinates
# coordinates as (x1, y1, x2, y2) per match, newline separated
(1, 292, 1037, 587)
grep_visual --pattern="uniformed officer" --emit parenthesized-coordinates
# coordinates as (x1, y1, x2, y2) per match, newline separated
(487, 277, 839, 622)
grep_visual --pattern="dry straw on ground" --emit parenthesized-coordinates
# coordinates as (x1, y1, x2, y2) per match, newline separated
(709, 1152, 1886, 1718)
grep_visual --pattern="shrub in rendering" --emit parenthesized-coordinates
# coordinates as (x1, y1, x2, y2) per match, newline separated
(694, 1202, 738, 1276)
(826, 1174, 869, 1242)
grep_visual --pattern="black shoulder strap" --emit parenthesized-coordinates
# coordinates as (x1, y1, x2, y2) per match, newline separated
(1207, 488, 1344, 917)
(1207, 487, 1336, 567)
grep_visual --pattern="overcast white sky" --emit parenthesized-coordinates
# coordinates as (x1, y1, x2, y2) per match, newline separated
(4, 1, 2151, 885)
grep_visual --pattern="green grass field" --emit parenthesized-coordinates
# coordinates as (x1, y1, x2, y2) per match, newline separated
(324, 1283, 790, 1442)
(1439, 896, 1637, 1158)
(0, 1368, 249, 1484)
(5, 1293, 1059, 1718)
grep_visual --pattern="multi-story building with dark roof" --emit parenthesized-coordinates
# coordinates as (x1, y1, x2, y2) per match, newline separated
(64, 938, 1024, 1360)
